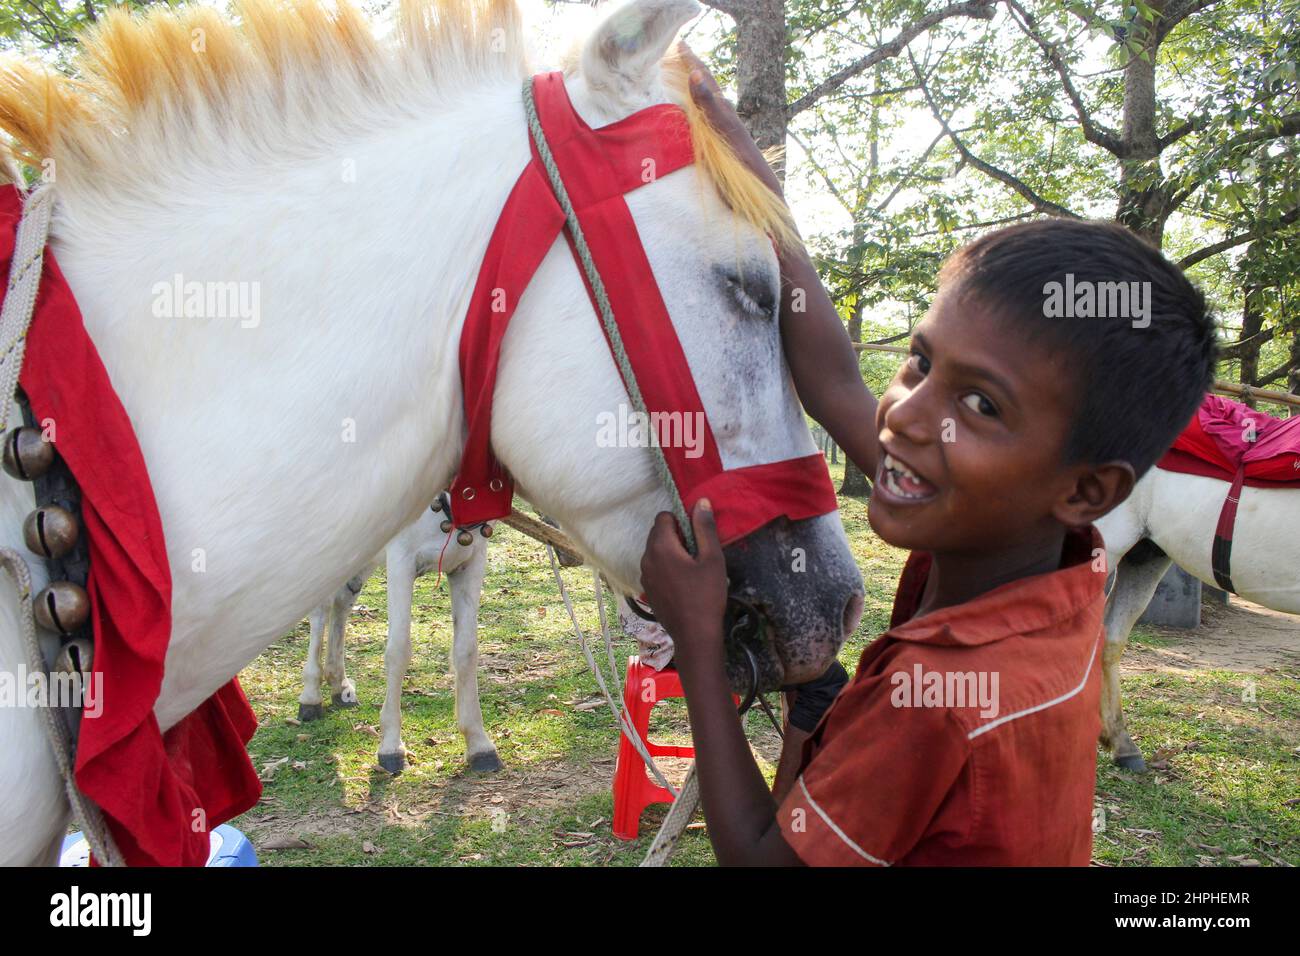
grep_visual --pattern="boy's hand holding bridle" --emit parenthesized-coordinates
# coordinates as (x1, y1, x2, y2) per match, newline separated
(638, 499, 728, 678)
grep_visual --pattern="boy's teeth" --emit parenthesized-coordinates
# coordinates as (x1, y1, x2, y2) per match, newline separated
(882, 452, 932, 499)
(884, 453, 921, 482)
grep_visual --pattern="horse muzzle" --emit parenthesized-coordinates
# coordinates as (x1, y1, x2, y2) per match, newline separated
(720, 512, 865, 693)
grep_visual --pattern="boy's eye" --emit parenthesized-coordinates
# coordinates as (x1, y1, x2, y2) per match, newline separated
(907, 350, 931, 375)
(960, 392, 998, 417)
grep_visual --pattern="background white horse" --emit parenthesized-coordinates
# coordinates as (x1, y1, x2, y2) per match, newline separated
(1095, 466, 1299, 770)
(0, 0, 864, 865)
(297, 502, 498, 774)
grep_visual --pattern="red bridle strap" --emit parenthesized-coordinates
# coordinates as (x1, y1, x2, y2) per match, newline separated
(451, 72, 837, 547)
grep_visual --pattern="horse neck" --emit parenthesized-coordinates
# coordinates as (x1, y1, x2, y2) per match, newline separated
(40, 81, 532, 727)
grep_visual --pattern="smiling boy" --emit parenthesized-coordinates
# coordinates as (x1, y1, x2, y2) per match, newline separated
(639, 53, 1217, 866)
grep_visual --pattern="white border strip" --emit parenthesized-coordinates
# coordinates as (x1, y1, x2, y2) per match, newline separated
(797, 776, 892, 866)
(967, 635, 1100, 740)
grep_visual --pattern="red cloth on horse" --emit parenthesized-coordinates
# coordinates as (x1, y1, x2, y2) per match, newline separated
(1, 186, 261, 866)
(1157, 394, 1300, 488)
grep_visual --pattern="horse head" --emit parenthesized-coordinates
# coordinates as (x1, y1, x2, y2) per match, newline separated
(491, 0, 864, 690)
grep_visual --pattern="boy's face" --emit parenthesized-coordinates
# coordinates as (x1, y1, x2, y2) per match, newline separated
(868, 286, 1087, 555)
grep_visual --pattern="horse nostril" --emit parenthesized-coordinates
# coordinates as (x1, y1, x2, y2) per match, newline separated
(842, 591, 865, 638)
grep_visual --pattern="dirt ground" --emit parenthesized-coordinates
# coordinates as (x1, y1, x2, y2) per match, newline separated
(1124, 596, 1300, 674)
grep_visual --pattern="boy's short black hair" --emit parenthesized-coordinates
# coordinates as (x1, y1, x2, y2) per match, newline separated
(940, 219, 1218, 479)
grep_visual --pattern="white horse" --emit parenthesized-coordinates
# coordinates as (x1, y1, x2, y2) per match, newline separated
(297, 501, 498, 774)
(1095, 466, 1300, 770)
(0, 0, 864, 865)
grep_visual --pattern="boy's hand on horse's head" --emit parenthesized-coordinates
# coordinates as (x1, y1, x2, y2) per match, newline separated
(639, 498, 728, 674)
(677, 41, 784, 198)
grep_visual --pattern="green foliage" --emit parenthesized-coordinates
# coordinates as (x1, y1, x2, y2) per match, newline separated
(769, 0, 1299, 391)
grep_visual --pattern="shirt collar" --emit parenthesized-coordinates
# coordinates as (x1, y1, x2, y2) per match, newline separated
(885, 525, 1106, 647)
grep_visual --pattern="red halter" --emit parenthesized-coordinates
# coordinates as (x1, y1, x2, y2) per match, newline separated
(450, 71, 836, 547)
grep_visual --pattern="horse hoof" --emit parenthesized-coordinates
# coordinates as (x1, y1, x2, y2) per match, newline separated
(377, 751, 406, 774)
(1115, 752, 1148, 773)
(298, 703, 324, 722)
(332, 693, 359, 708)
(468, 750, 503, 773)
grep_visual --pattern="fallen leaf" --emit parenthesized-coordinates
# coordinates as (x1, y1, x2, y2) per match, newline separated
(259, 757, 290, 782)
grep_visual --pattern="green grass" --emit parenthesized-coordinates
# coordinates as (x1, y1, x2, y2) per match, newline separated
(234, 461, 1300, 866)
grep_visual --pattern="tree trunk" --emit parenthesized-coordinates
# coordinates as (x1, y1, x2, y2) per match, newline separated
(732, 0, 789, 173)
(840, 456, 871, 497)
(1115, 3, 1168, 245)
(1239, 282, 1265, 407)
(1289, 333, 1300, 417)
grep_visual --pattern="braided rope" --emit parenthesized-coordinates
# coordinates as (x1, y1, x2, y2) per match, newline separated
(0, 186, 123, 866)
(546, 545, 677, 795)
(641, 764, 699, 867)
(0, 547, 122, 866)
(522, 80, 696, 555)
(0, 186, 50, 429)
(521, 79, 706, 866)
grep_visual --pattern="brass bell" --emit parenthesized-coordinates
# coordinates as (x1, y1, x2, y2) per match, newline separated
(480, 524, 493, 539)
(53, 636, 94, 676)
(23, 505, 79, 559)
(431, 498, 444, 513)
(33, 581, 90, 635)
(2, 427, 55, 481)
(456, 529, 474, 547)
(440, 518, 453, 534)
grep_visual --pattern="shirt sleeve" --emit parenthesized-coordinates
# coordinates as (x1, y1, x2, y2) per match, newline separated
(776, 669, 971, 866)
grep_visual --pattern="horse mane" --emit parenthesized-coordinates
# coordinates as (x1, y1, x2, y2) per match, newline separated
(0, 0, 795, 248)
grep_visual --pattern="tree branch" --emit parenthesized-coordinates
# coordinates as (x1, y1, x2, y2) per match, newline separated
(1218, 326, 1277, 359)
(1178, 207, 1300, 269)
(1002, 0, 1124, 155)
(786, 0, 997, 120)
(911, 53, 1081, 219)
(1157, 0, 1225, 42)
(1254, 360, 1297, 389)
(700, 0, 741, 19)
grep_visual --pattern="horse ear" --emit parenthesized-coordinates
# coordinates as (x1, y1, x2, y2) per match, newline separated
(580, 0, 701, 109)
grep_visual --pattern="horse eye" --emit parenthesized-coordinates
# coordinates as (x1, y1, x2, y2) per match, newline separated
(716, 265, 777, 320)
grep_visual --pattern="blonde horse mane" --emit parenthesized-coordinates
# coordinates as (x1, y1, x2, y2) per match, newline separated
(0, 0, 794, 247)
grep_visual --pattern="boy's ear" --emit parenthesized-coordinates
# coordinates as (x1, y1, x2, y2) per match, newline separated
(1052, 461, 1136, 528)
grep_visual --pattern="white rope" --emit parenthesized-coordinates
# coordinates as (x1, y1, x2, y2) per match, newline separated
(641, 765, 700, 867)
(0, 186, 122, 865)
(546, 545, 676, 795)
(545, 544, 705, 866)
(1, 551, 122, 866)
(0, 186, 51, 429)
(524, 78, 706, 866)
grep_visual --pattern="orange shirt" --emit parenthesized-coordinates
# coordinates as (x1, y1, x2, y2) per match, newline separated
(778, 526, 1106, 866)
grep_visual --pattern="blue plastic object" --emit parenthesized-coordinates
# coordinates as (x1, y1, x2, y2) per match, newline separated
(60, 824, 258, 867)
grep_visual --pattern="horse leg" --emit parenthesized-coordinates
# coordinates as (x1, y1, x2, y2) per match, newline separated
(1101, 541, 1172, 772)
(450, 541, 500, 772)
(378, 555, 415, 773)
(297, 603, 328, 722)
(325, 579, 360, 708)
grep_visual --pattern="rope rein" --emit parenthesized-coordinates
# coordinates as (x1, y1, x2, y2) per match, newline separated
(0, 185, 122, 865)
(522, 79, 704, 864)
(522, 79, 696, 556)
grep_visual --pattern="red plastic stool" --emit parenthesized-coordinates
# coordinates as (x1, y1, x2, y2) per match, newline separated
(612, 656, 693, 841)
(611, 656, 737, 841)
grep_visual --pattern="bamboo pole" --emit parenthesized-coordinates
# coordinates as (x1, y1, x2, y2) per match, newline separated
(500, 509, 584, 566)
(852, 342, 1300, 410)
